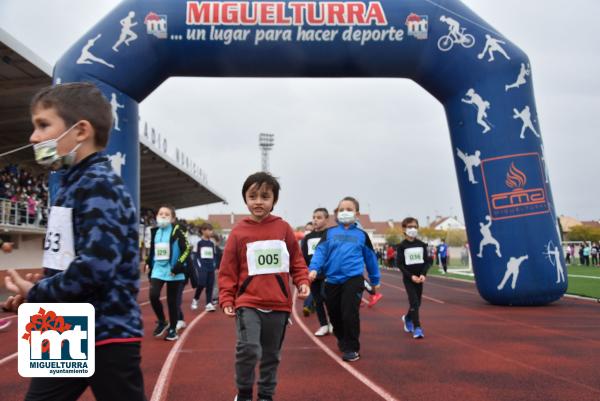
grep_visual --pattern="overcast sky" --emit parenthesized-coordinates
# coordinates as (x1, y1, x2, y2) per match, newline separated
(1, 0, 599, 227)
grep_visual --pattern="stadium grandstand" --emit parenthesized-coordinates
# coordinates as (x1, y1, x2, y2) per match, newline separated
(0, 28, 225, 268)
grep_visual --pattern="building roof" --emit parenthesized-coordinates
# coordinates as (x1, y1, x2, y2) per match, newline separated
(207, 214, 251, 230)
(559, 215, 582, 232)
(0, 33, 224, 210)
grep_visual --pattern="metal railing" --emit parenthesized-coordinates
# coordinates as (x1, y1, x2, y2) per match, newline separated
(0, 198, 47, 227)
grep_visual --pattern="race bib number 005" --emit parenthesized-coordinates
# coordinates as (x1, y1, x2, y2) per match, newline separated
(246, 240, 290, 276)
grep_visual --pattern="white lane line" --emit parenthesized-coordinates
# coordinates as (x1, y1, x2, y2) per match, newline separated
(569, 274, 600, 280)
(380, 281, 445, 304)
(292, 292, 399, 401)
(150, 309, 209, 401)
(0, 352, 17, 366)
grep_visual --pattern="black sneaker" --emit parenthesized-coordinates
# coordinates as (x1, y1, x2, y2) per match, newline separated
(153, 321, 169, 337)
(257, 394, 273, 401)
(164, 328, 179, 341)
(234, 395, 252, 401)
(342, 351, 360, 362)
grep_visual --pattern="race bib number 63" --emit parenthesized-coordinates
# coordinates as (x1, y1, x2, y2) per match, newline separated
(246, 240, 290, 276)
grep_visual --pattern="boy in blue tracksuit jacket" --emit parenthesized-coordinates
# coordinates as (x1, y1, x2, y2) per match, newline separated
(3, 83, 145, 400)
(309, 196, 380, 362)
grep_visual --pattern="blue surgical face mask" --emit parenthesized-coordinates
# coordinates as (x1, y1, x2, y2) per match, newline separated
(337, 210, 356, 225)
(406, 228, 419, 238)
(33, 123, 81, 170)
(156, 218, 171, 228)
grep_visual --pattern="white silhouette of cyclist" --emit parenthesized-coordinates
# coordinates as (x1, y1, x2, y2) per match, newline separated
(513, 106, 540, 139)
(76, 34, 115, 68)
(478, 34, 510, 62)
(477, 215, 501, 258)
(462, 88, 492, 134)
(456, 148, 481, 184)
(438, 15, 475, 51)
(498, 255, 528, 290)
(505, 63, 531, 91)
(113, 11, 138, 52)
(110, 93, 125, 131)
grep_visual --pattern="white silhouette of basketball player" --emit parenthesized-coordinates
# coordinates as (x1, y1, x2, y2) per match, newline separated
(76, 34, 115, 68)
(456, 148, 481, 184)
(545, 245, 565, 284)
(477, 215, 501, 258)
(109, 152, 126, 176)
(498, 255, 528, 290)
(462, 89, 492, 133)
(513, 106, 540, 139)
(113, 11, 138, 52)
(478, 34, 510, 62)
(110, 93, 125, 131)
(505, 63, 530, 91)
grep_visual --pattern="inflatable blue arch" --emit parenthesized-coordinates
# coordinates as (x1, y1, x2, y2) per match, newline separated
(54, 0, 566, 306)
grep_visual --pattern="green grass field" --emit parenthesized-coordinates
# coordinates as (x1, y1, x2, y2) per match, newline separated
(424, 263, 600, 300)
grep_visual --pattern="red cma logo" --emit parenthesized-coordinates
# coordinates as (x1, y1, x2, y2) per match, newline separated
(490, 163, 546, 210)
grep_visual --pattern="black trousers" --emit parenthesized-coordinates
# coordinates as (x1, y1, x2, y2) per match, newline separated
(403, 276, 424, 328)
(150, 278, 182, 330)
(325, 275, 363, 353)
(440, 256, 448, 272)
(194, 271, 215, 305)
(311, 278, 329, 327)
(25, 343, 146, 401)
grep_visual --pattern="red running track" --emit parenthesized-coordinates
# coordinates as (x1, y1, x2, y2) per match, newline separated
(0, 270, 599, 401)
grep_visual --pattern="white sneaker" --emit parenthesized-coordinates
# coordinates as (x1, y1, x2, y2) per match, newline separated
(314, 325, 330, 336)
(175, 320, 186, 332)
(328, 323, 333, 333)
(205, 303, 216, 312)
(191, 299, 198, 310)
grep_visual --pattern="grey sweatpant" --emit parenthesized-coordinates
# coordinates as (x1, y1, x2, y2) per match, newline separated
(235, 307, 288, 398)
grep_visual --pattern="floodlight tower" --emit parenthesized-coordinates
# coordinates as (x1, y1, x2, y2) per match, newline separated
(259, 133, 275, 172)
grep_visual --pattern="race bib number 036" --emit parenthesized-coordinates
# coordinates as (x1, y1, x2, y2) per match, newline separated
(246, 240, 290, 276)
(404, 247, 425, 266)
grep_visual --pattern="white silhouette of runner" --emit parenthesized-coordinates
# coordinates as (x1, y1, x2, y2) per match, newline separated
(110, 93, 125, 131)
(545, 245, 565, 284)
(113, 11, 138, 52)
(513, 106, 540, 139)
(462, 88, 492, 133)
(109, 152, 126, 176)
(456, 148, 481, 184)
(478, 34, 510, 62)
(477, 215, 501, 258)
(505, 63, 531, 91)
(498, 255, 528, 290)
(76, 34, 115, 68)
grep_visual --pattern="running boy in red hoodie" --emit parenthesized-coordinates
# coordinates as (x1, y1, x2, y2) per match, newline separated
(219, 172, 310, 401)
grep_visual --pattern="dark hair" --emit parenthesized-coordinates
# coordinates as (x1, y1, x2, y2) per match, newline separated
(31, 82, 113, 148)
(402, 217, 419, 228)
(157, 204, 176, 219)
(200, 222, 213, 231)
(242, 172, 280, 206)
(313, 207, 329, 218)
(338, 196, 360, 212)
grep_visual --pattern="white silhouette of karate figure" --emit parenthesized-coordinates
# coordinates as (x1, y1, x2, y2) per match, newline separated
(478, 34, 510, 62)
(77, 34, 115, 68)
(109, 152, 126, 176)
(498, 255, 528, 290)
(546, 245, 565, 284)
(477, 215, 501, 258)
(513, 106, 540, 139)
(462, 89, 492, 134)
(110, 93, 125, 131)
(456, 148, 481, 184)
(505, 63, 531, 91)
(113, 11, 138, 52)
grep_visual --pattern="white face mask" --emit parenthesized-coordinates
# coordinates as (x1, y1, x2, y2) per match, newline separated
(156, 218, 171, 228)
(406, 228, 419, 238)
(33, 123, 81, 170)
(337, 210, 356, 225)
